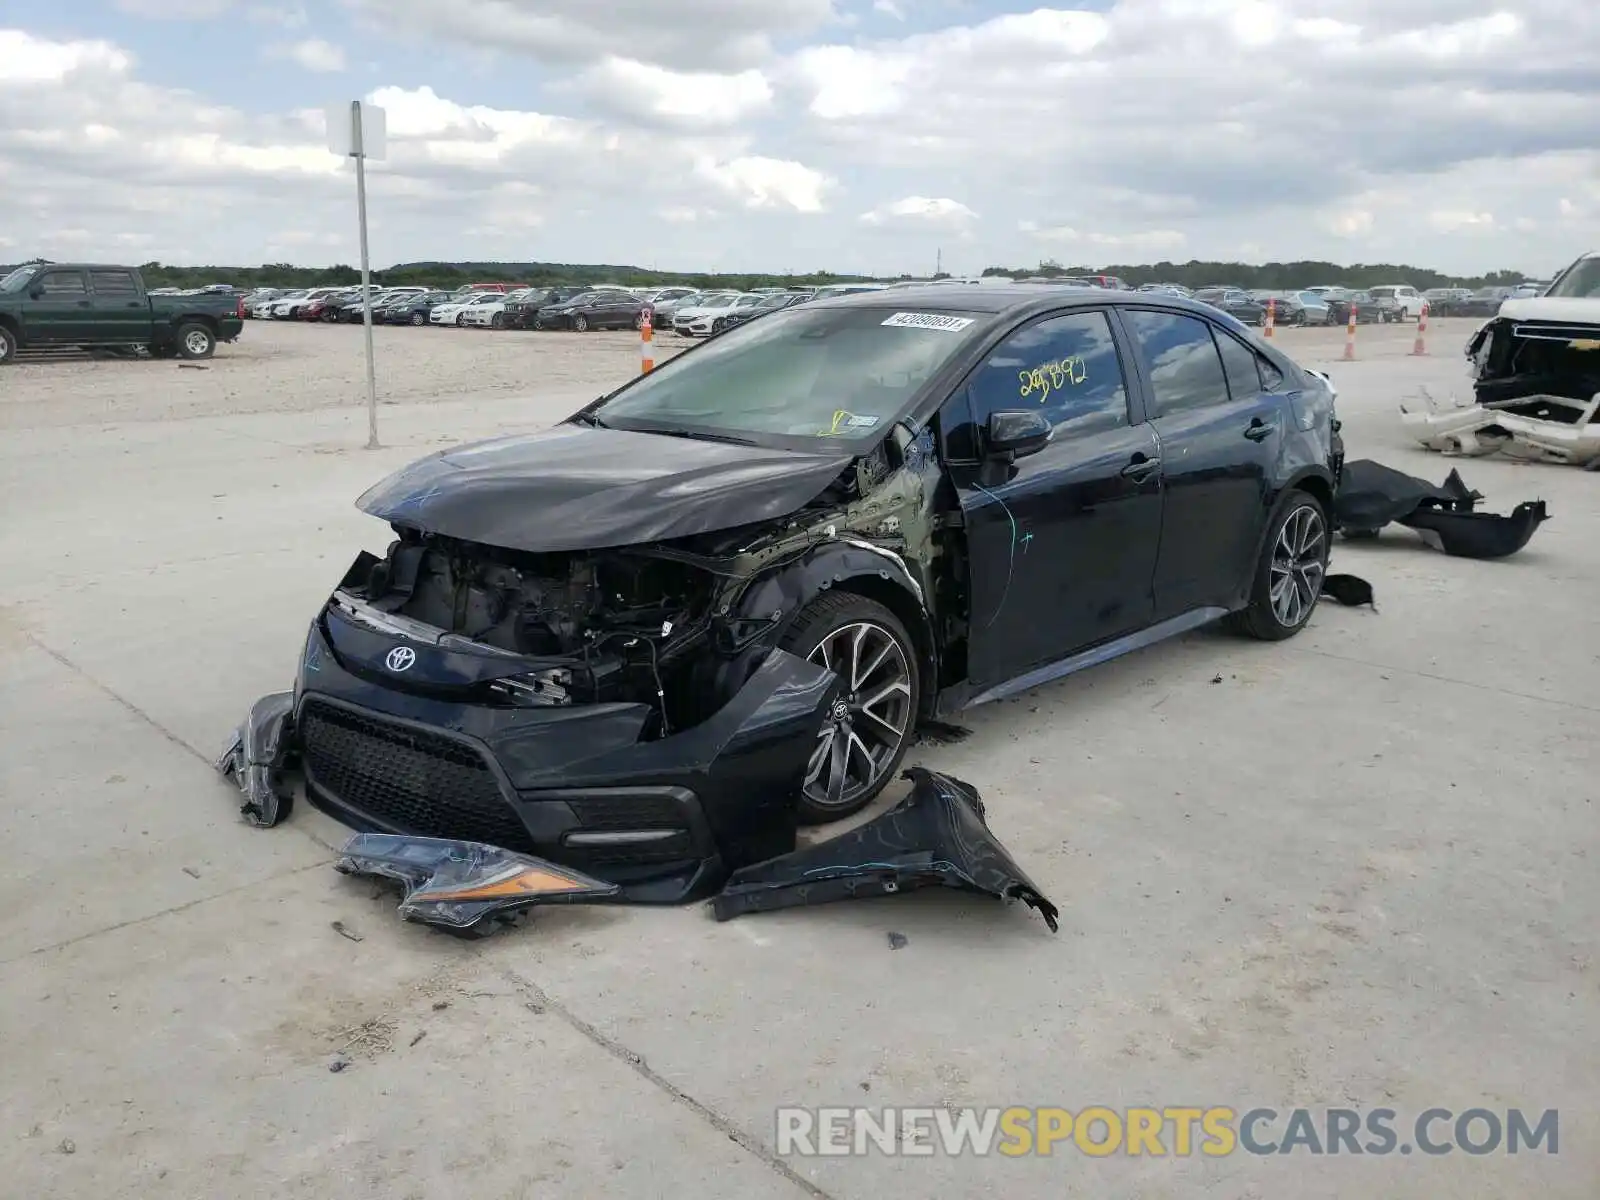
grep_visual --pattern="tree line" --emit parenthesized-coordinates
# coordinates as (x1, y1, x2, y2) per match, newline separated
(3, 256, 1535, 292)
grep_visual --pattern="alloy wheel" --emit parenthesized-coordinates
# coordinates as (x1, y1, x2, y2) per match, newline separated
(183, 329, 212, 357)
(573, 315, 588, 332)
(1269, 505, 1326, 628)
(803, 621, 913, 812)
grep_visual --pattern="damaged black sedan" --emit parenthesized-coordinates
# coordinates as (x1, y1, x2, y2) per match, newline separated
(281, 287, 1343, 902)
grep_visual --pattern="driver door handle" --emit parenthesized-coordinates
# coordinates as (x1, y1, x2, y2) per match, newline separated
(1121, 455, 1161, 482)
(1244, 418, 1276, 441)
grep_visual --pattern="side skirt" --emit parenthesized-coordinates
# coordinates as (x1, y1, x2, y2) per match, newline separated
(937, 606, 1231, 714)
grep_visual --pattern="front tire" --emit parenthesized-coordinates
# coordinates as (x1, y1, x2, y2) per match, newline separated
(410, 312, 425, 326)
(0, 325, 14, 364)
(573, 314, 589, 332)
(778, 592, 920, 824)
(1229, 491, 1329, 641)
(175, 322, 216, 360)
(491, 313, 505, 330)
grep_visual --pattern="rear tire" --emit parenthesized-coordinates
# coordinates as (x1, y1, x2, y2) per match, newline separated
(491, 313, 505, 330)
(0, 325, 14, 364)
(175, 322, 216, 360)
(1229, 490, 1329, 641)
(777, 592, 921, 824)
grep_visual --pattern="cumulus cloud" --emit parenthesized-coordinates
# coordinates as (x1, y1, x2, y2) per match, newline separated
(271, 38, 346, 72)
(571, 57, 773, 128)
(860, 196, 977, 228)
(7, 1, 1600, 274)
(341, 0, 840, 72)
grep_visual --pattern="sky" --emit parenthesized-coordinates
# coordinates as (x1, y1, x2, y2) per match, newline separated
(2, 0, 1598, 277)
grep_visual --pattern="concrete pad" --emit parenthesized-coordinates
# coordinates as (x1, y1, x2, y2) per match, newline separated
(1, 874, 814, 1200)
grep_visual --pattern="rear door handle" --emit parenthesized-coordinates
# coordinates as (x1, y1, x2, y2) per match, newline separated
(1244, 418, 1276, 441)
(1121, 456, 1161, 481)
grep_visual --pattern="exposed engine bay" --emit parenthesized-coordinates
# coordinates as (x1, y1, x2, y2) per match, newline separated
(335, 532, 721, 724)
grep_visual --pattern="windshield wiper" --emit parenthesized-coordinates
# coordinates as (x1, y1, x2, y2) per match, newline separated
(571, 410, 608, 428)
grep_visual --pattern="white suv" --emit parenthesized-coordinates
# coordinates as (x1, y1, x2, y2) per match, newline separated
(1367, 285, 1425, 320)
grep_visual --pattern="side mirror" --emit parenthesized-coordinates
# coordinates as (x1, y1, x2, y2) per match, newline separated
(985, 410, 1053, 461)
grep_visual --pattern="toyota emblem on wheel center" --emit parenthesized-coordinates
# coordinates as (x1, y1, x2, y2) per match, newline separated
(385, 646, 416, 672)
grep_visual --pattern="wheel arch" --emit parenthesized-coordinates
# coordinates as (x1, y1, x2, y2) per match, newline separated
(727, 542, 939, 718)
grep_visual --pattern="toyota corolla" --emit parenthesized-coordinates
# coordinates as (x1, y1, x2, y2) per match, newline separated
(281, 286, 1343, 902)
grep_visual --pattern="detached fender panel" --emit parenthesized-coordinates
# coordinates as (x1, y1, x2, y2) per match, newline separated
(712, 766, 1059, 929)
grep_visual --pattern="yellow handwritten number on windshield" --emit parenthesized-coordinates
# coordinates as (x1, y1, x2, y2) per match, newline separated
(1018, 356, 1087, 404)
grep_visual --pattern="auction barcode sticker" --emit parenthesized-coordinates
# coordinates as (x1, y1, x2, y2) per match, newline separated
(882, 312, 975, 332)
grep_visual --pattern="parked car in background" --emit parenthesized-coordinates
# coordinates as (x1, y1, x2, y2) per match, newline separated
(1193, 288, 1267, 325)
(1365, 285, 1424, 321)
(1257, 291, 1332, 326)
(643, 287, 698, 307)
(501, 286, 584, 330)
(271, 287, 345, 319)
(383, 291, 454, 325)
(430, 293, 502, 326)
(1421, 287, 1473, 316)
(1454, 286, 1514, 318)
(682, 293, 764, 337)
(0, 262, 243, 363)
(1324, 290, 1392, 324)
(670, 291, 744, 335)
(534, 289, 648, 332)
(461, 289, 535, 329)
(1508, 281, 1548, 299)
(649, 290, 708, 327)
(709, 291, 807, 334)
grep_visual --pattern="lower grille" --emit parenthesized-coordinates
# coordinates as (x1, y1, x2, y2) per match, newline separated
(300, 699, 536, 853)
(567, 794, 687, 830)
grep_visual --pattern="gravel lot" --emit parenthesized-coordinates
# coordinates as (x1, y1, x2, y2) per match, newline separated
(2, 315, 1595, 1199)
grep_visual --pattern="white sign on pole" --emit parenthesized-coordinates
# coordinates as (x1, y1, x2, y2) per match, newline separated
(325, 100, 387, 449)
(325, 102, 387, 160)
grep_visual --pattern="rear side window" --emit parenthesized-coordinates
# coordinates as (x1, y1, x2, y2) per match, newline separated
(1214, 329, 1264, 400)
(90, 270, 139, 296)
(965, 310, 1130, 435)
(40, 271, 88, 295)
(1124, 310, 1230, 418)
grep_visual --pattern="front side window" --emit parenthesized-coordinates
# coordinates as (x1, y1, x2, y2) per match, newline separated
(1124, 310, 1231, 419)
(594, 305, 981, 445)
(965, 311, 1130, 435)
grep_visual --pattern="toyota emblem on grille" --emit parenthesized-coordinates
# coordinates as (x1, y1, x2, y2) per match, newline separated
(385, 646, 417, 672)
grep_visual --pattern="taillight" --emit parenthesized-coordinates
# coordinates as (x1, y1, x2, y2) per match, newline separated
(236, 298, 246, 318)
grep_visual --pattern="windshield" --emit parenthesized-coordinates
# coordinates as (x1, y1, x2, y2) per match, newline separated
(1, 266, 42, 292)
(1545, 259, 1600, 298)
(593, 306, 981, 444)
(1194, 290, 1225, 302)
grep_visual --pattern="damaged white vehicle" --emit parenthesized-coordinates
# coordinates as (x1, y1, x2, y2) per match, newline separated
(1402, 251, 1600, 468)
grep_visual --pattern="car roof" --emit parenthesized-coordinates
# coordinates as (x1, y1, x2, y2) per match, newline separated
(816, 282, 1248, 326)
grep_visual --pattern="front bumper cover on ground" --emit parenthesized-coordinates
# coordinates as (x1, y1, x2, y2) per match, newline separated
(1332, 458, 1549, 559)
(710, 767, 1061, 930)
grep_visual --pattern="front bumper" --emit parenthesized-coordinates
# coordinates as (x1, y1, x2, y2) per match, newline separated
(293, 605, 840, 902)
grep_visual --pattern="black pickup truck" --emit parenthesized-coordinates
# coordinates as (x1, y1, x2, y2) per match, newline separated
(0, 263, 245, 364)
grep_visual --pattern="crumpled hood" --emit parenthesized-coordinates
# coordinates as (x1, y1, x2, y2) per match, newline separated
(1496, 297, 1600, 324)
(356, 423, 854, 552)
